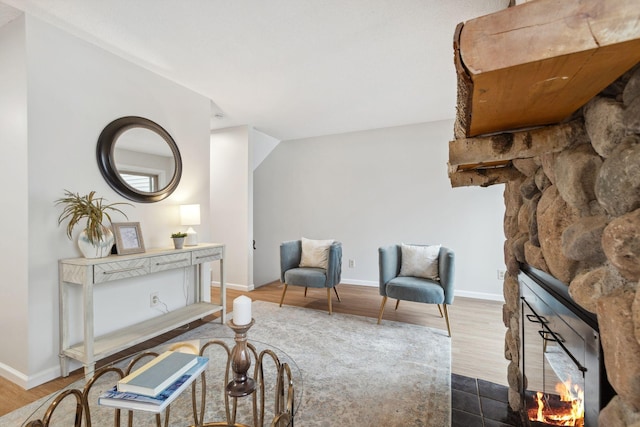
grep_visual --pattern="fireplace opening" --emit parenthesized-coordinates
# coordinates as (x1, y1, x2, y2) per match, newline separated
(519, 266, 615, 427)
(525, 382, 584, 426)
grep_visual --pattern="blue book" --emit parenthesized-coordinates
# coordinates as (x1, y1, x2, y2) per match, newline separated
(99, 356, 208, 413)
(117, 350, 199, 397)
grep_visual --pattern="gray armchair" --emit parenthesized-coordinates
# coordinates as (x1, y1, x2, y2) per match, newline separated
(378, 244, 455, 336)
(279, 240, 342, 314)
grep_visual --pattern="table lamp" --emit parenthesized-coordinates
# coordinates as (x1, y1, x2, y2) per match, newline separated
(180, 204, 200, 246)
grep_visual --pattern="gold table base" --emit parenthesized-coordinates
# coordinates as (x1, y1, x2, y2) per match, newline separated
(25, 336, 297, 427)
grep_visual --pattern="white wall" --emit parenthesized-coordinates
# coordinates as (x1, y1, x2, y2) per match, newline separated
(252, 128, 280, 170)
(0, 15, 29, 380)
(210, 126, 254, 290)
(209, 126, 280, 291)
(0, 15, 212, 388)
(253, 121, 506, 299)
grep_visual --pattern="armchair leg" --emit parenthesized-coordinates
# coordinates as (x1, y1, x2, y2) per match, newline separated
(377, 296, 388, 324)
(279, 284, 288, 307)
(395, 299, 400, 310)
(333, 287, 341, 302)
(326, 288, 333, 315)
(437, 304, 444, 318)
(443, 304, 451, 337)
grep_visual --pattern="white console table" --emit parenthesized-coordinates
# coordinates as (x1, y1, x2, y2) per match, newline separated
(58, 243, 225, 377)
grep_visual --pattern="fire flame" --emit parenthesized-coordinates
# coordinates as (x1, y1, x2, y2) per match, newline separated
(528, 379, 584, 426)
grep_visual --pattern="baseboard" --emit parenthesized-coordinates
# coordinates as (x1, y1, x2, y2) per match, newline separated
(0, 361, 61, 390)
(339, 278, 377, 287)
(210, 281, 254, 292)
(455, 290, 504, 302)
(0, 362, 28, 389)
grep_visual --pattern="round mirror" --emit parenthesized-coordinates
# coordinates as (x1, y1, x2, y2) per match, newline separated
(97, 116, 182, 203)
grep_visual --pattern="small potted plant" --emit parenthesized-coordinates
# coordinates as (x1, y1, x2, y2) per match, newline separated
(56, 190, 131, 258)
(171, 232, 187, 249)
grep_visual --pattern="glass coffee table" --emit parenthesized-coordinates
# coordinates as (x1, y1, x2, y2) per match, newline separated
(22, 337, 301, 427)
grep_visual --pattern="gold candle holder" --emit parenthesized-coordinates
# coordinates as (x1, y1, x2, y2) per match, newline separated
(226, 318, 256, 397)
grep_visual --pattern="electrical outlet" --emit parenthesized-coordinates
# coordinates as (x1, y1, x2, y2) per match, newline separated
(497, 269, 506, 280)
(348, 259, 355, 268)
(150, 291, 160, 307)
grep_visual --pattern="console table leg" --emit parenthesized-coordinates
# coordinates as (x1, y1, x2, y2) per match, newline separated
(83, 363, 95, 379)
(59, 354, 69, 377)
(220, 257, 226, 323)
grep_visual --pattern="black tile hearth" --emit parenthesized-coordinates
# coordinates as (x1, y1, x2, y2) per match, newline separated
(478, 379, 509, 402)
(452, 389, 481, 415)
(452, 408, 484, 427)
(451, 373, 523, 427)
(452, 373, 479, 395)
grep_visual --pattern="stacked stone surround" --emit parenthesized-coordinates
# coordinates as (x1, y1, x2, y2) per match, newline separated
(500, 64, 640, 425)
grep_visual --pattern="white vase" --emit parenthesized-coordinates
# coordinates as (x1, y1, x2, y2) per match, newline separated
(78, 226, 114, 258)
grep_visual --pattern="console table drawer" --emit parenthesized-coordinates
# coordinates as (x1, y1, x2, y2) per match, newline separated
(94, 259, 149, 283)
(150, 253, 192, 273)
(192, 247, 223, 263)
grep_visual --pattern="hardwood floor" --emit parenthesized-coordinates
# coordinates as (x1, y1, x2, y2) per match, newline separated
(0, 282, 508, 417)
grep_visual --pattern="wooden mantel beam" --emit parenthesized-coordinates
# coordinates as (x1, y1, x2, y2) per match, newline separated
(448, 120, 591, 187)
(454, 0, 640, 138)
(449, 120, 589, 170)
(448, 167, 522, 188)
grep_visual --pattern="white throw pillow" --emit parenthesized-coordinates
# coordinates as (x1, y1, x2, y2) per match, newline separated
(399, 244, 441, 280)
(299, 237, 334, 269)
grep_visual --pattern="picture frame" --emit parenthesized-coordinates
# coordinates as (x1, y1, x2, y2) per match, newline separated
(112, 222, 146, 255)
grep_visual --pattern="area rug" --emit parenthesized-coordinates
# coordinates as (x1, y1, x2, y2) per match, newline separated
(2, 301, 451, 426)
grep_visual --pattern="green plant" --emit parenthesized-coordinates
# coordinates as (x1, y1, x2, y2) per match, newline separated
(55, 190, 132, 244)
(171, 232, 187, 238)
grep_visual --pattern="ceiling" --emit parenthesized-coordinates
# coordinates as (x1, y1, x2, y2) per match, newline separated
(1, 0, 509, 141)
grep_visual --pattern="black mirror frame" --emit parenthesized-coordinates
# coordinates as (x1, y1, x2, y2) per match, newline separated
(96, 116, 182, 203)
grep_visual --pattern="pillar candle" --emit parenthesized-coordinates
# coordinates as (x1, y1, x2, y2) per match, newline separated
(233, 295, 252, 325)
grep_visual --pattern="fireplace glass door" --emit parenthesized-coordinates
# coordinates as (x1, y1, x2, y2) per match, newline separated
(519, 267, 613, 427)
(522, 297, 586, 426)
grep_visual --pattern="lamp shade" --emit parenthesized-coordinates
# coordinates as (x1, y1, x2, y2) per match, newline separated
(180, 204, 201, 226)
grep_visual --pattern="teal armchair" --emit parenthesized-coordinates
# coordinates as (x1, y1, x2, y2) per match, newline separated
(378, 244, 455, 336)
(279, 240, 342, 314)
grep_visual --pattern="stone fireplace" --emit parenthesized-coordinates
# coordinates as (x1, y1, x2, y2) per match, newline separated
(448, 2, 640, 424)
(500, 68, 640, 425)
